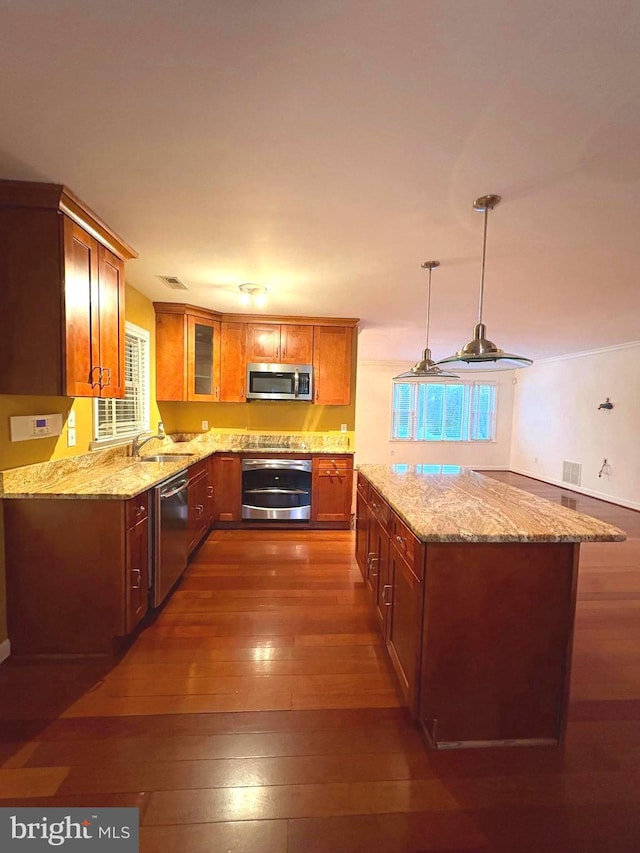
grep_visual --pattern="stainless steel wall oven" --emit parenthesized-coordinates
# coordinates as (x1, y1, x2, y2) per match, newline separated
(241, 458, 312, 520)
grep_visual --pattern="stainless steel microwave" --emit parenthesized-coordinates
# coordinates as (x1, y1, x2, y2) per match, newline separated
(246, 363, 313, 401)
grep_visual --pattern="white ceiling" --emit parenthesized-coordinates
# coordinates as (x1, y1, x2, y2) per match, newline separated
(2, 0, 639, 363)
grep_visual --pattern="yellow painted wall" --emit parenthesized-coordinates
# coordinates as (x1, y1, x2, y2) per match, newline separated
(0, 284, 160, 644)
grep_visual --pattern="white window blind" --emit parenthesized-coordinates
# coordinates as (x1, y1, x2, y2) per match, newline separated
(93, 322, 150, 443)
(391, 382, 497, 442)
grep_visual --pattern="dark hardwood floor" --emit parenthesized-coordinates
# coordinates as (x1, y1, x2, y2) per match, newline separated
(1, 471, 639, 852)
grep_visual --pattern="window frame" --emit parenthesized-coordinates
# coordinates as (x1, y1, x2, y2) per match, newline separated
(91, 321, 150, 448)
(390, 380, 498, 443)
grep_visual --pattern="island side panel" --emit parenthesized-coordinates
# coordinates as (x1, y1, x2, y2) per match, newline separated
(419, 541, 579, 747)
(3, 498, 126, 656)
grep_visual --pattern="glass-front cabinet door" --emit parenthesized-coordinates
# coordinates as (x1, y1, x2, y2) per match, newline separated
(187, 316, 220, 401)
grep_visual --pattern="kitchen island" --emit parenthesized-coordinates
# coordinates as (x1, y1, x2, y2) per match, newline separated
(356, 464, 626, 749)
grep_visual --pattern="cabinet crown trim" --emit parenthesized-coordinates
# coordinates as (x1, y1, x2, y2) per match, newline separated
(0, 179, 138, 261)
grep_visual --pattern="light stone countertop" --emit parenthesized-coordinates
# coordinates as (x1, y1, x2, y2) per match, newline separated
(358, 464, 626, 544)
(0, 433, 353, 500)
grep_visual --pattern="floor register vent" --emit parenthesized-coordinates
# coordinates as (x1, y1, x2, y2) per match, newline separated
(562, 461, 582, 487)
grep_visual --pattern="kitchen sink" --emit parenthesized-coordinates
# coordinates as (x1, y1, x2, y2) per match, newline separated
(137, 453, 195, 463)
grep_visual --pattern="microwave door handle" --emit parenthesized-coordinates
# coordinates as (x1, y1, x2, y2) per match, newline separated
(294, 369, 299, 398)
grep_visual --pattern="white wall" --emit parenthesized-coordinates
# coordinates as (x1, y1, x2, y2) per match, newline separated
(354, 360, 515, 468)
(509, 343, 640, 510)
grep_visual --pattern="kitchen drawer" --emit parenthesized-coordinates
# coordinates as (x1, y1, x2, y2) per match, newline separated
(391, 513, 424, 581)
(356, 473, 370, 502)
(369, 488, 391, 529)
(188, 459, 207, 483)
(313, 454, 353, 471)
(126, 492, 149, 528)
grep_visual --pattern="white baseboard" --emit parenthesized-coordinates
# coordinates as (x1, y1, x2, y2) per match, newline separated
(509, 467, 640, 512)
(0, 638, 10, 665)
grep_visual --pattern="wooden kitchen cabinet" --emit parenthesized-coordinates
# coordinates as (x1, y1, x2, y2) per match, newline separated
(125, 494, 150, 633)
(313, 325, 353, 405)
(246, 323, 313, 364)
(388, 529, 425, 714)
(355, 475, 371, 578)
(3, 493, 151, 656)
(205, 455, 216, 526)
(212, 454, 242, 522)
(0, 180, 136, 397)
(220, 321, 247, 401)
(188, 460, 209, 554)
(311, 455, 354, 526)
(155, 303, 222, 402)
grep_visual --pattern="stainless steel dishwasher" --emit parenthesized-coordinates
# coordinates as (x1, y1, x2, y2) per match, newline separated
(153, 470, 189, 607)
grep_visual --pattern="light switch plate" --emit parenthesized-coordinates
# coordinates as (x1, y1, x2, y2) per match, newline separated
(67, 428, 76, 447)
(67, 410, 76, 428)
(201, 420, 209, 431)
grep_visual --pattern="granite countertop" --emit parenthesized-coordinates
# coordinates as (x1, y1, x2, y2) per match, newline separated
(0, 433, 353, 500)
(358, 464, 626, 544)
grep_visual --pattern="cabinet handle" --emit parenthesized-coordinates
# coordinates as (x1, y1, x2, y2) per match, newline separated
(369, 556, 379, 577)
(395, 534, 406, 550)
(89, 366, 102, 388)
(196, 504, 204, 518)
(138, 504, 145, 515)
(102, 367, 112, 388)
(366, 551, 375, 568)
(207, 485, 214, 497)
(131, 568, 141, 589)
(382, 584, 393, 605)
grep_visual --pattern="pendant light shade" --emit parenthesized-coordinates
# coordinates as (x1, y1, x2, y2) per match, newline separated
(394, 261, 460, 381)
(436, 195, 533, 372)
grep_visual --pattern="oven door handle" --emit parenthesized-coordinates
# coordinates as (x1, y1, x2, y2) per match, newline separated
(294, 369, 299, 398)
(245, 487, 310, 495)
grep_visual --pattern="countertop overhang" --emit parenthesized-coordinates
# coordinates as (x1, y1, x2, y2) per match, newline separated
(358, 464, 626, 544)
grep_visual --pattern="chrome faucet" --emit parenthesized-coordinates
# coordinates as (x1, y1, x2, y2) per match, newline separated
(132, 430, 165, 457)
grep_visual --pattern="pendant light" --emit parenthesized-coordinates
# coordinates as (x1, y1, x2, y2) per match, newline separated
(394, 261, 459, 381)
(436, 194, 533, 371)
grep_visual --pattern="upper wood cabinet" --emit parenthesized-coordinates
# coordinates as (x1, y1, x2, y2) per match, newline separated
(246, 323, 313, 364)
(313, 325, 353, 405)
(220, 321, 247, 402)
(0, 180, 136, 397)
(155, 304, 222, 402)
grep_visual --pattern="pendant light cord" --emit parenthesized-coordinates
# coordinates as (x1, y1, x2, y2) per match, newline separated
(425, 265, 432, 347)
(478, 204, 489, 325)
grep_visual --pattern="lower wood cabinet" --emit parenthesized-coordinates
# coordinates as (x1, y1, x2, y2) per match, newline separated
(3, 493, 152, 656)
(188, 460, 209, 554)
(125, 493, 150, 634)
(311, 455, 353, 526)
(212, 454, 242, 522)
(387, 536, 424, 714)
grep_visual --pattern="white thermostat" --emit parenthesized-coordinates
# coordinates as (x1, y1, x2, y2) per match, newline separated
(10, 413, 64, 442)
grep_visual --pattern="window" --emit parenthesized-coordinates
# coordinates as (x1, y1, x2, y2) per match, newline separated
(93, 322, 150, 443)
(391, 381, 497, 442)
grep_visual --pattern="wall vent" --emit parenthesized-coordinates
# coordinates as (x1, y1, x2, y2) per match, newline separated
(562, 461, 582, 487)
(561, 495, 578, 510)
(158, 275, 188, 290)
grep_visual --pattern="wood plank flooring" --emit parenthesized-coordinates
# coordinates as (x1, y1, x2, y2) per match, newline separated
(1, 471, 639, 852)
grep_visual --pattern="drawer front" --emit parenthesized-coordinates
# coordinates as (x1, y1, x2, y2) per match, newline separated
(369, 488, 391, 529)
(356, 473, 370, 502)
(126, 492, 149, 528)
(391, 514, 424, 580)
(313, 455, 353, 471)
(188, 459, 207, 484)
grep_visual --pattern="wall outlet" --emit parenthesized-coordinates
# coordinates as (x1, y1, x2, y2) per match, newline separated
(158, 421, 164, 433)
(67, 410, 76, 428)
(201, 420, 209, 431)
(340, 423, 347, 432)
(67, 427, 76, 447)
